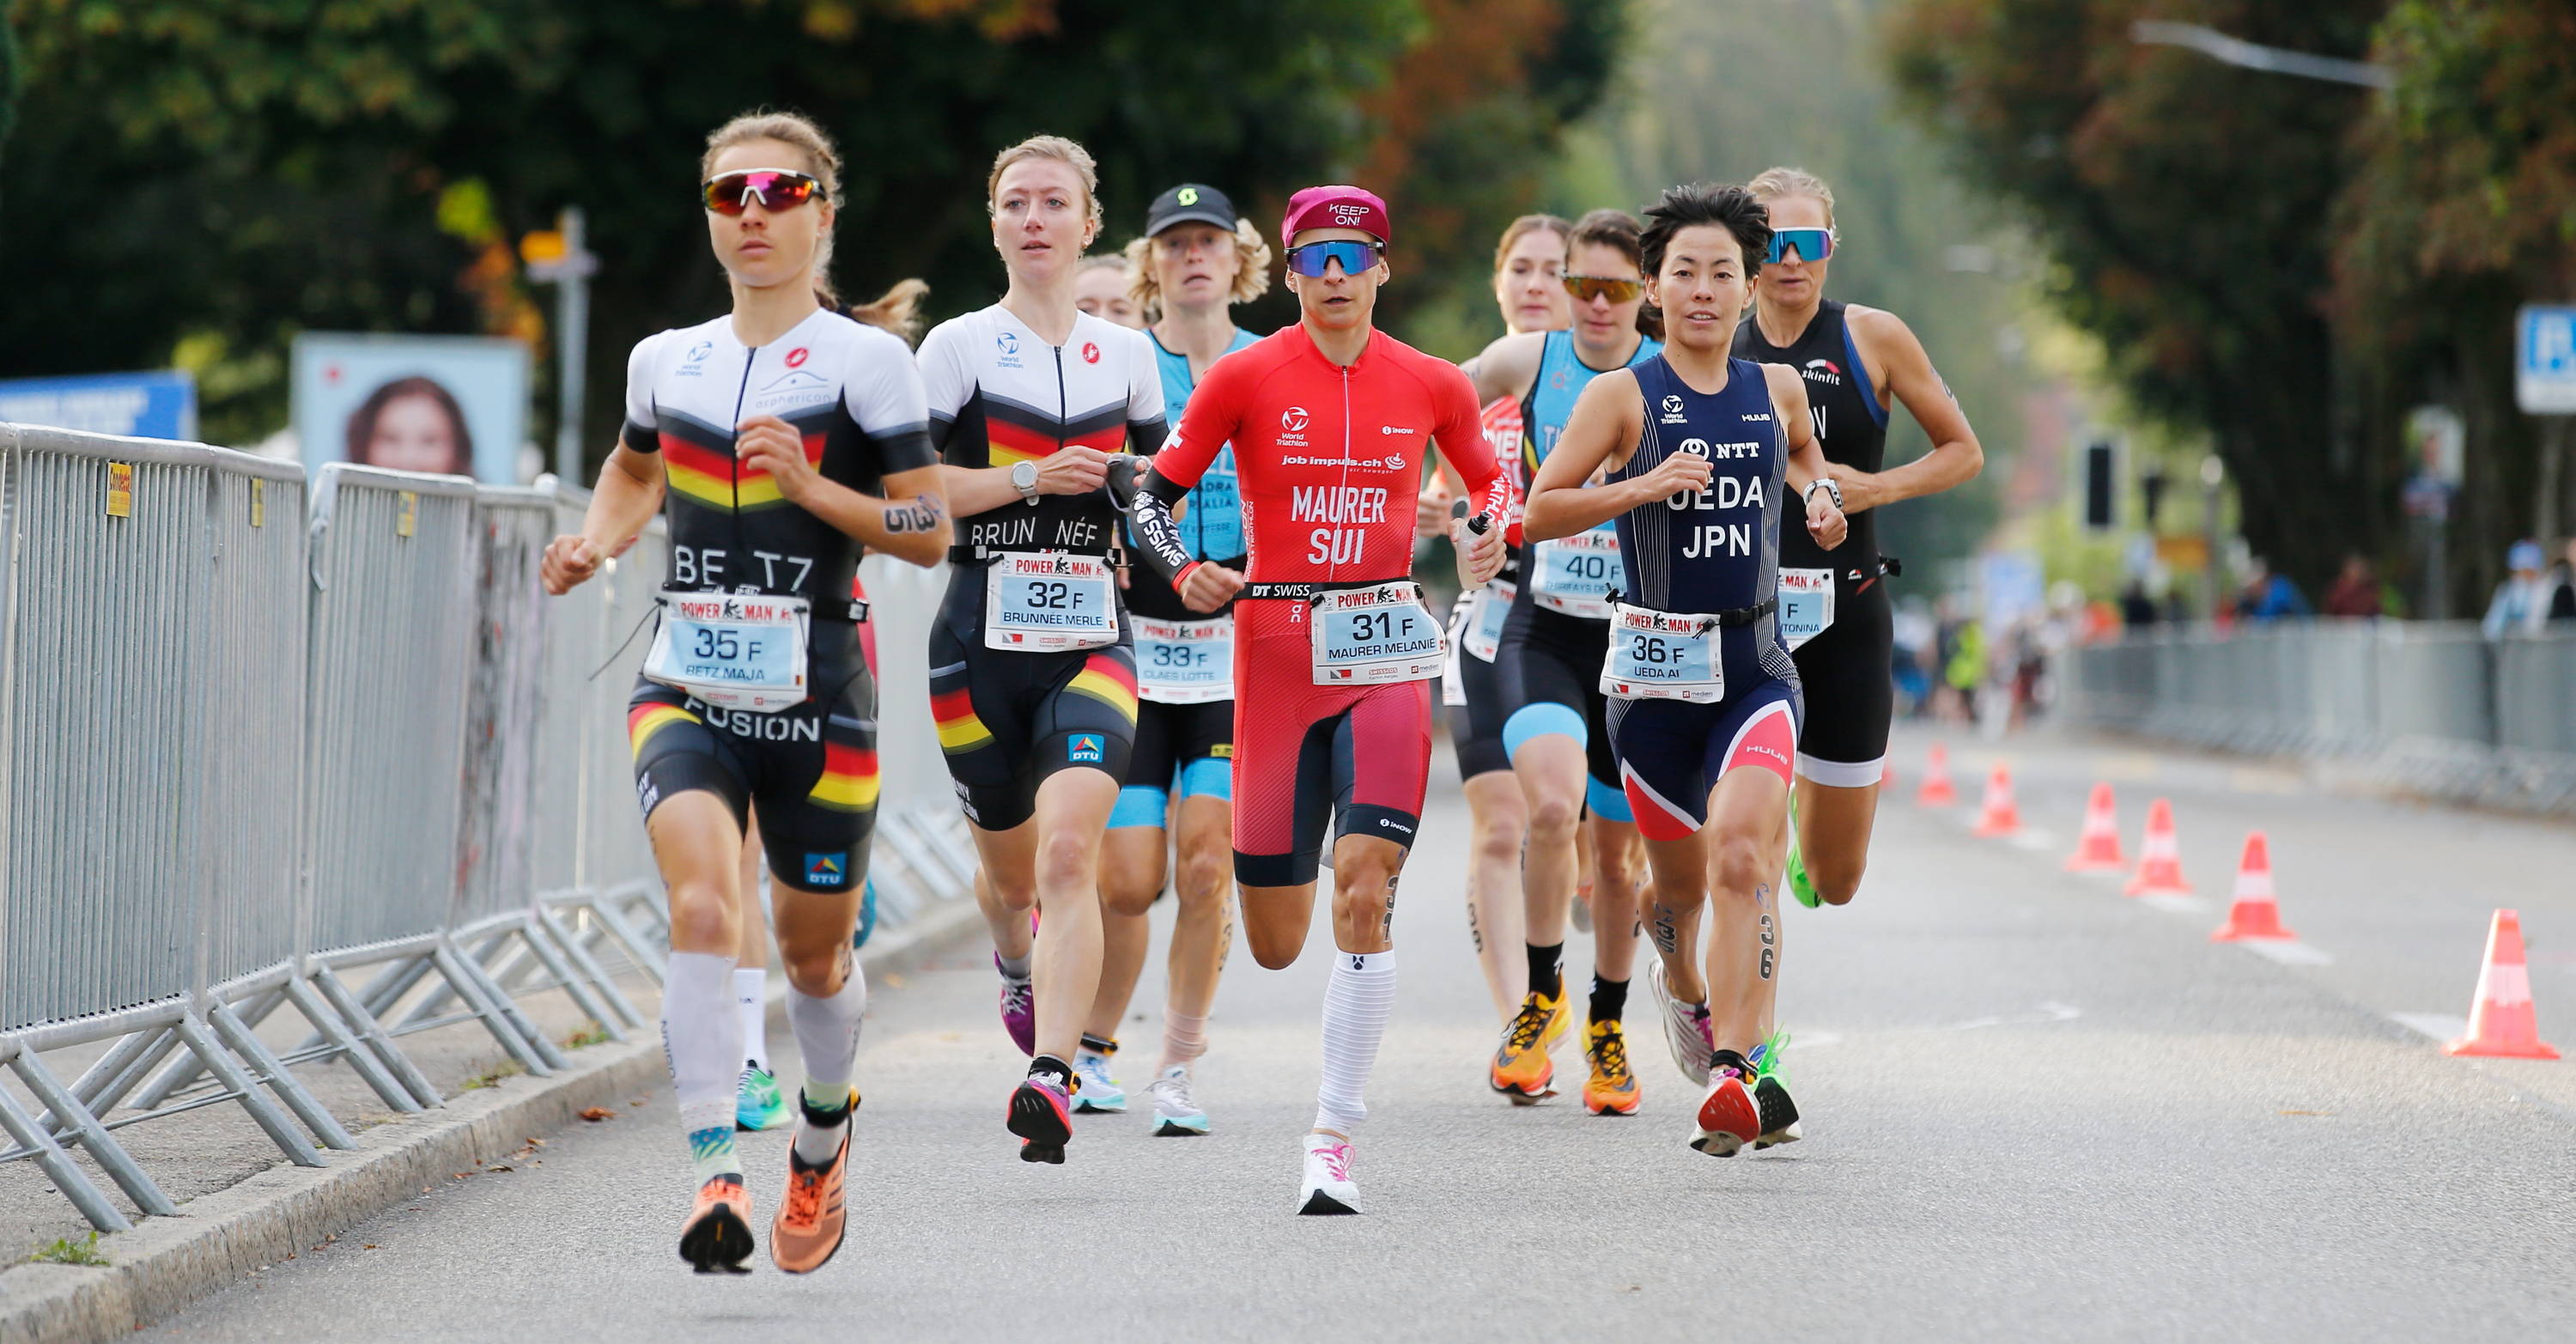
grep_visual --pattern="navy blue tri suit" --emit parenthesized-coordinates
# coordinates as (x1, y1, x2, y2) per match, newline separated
(1731, 300, 1892, 787)
(1603, 355, 1803, 842)
(1495, 329, 1660, 822)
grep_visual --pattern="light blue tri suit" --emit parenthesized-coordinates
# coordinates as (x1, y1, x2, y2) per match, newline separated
(1497, 328, 1662, 824)
(1109, 326, 1261, 830)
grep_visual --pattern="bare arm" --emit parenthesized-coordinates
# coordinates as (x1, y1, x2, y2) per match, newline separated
(787, 463, 952, 568)
(1523, 370, 1694, 541)
(1836, 307, 1981, 513)
(543, 445, 664, 594)
(1469, 331, 1546, 407)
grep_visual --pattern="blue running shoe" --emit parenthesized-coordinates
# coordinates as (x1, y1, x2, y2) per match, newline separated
(850, 879, 878, 951)
(1072, 1049, 1126, 1113)
(736, 1062, 790, 1132)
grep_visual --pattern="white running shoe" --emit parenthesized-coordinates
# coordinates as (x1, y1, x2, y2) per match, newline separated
(1297, 1134, 1359, 1215)
(1647, 959, 1715, 1086)
(1072, 1049, 1126, 1113)
(1147, 1064, 1209, 1135)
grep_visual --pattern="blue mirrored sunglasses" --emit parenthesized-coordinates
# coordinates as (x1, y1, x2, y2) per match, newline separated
(1285, 240, 1382, 277)
(1765, 228, 1837, 264)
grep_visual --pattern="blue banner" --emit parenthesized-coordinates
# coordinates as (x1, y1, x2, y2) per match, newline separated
(0, 371, 198, 441)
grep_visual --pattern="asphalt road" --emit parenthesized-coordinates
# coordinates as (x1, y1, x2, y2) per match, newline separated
(147, 724, 2576, 1341)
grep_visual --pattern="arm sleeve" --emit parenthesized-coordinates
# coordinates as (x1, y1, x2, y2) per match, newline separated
(915, 319, 974, 457)
(619, 332, 665, 453)
(1128, 351, 1242, 584)
(1431, 362, 1512, 526)
(840, 328, 937, 480)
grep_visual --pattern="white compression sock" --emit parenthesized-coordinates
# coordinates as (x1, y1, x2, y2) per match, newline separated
(1314, 950, 1396, 1134)
(733, 967, 769, 1072)
(662, 952, 742, 1175)
(787, 960, 867, 1164)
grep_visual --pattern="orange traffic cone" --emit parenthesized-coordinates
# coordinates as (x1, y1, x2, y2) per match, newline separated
(2063, 783, 2124, 872)
(1970, 765, 2021, 837)
(1917, 743, 1958, 807)
(2210, 831, 2293, 940)
(2444, 909, 2561, 1060)
(2123, 798, 2190, 896)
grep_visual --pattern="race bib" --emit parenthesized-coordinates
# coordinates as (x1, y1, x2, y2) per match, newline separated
(1310, 581, 1445, 686)
(1601, 603, 1725, 703)
(982, 552, 1119, 652)
(1529, 527, 1620, 620)
(1133, 615, 1233, 704)
(1463, 579, 1514, 662)
(1778, 568, 1834, 651)
(643, 593, 811, 713)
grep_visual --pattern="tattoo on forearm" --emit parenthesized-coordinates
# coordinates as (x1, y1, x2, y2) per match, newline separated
(884, 495, 945, 534)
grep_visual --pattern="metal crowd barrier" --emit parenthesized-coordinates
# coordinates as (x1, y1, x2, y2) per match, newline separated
(2063, 619, 2576, 812)
(0, 425, 975, 1234)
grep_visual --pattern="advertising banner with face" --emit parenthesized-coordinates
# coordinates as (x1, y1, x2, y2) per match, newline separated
(292, 333, 532, 482)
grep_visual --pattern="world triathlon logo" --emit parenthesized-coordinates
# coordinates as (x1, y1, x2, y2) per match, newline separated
(1282, 406, 1310, 433)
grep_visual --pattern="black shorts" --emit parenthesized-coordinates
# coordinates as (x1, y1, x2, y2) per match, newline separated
(929, 573, 1139, 831)
(1445, 643, 1513, 780)
(1496, 593, 1631, 821)
(1788, 580, 1895, 786)
(628, 629, 877, 896)
(1110, 695, 1233, 830)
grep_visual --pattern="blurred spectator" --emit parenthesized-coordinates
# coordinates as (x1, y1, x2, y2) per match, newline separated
(2484, 539, 2552, 639)
(2320, 553, 2383, 617)
(2119, 580, 2160, 629)
(2233, 558, 2312, 623)
(2548, 538, 2576, 623)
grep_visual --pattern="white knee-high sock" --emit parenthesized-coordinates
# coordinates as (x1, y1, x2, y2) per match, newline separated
(662, 952, 742, 1179)
(787, 960, 867, 1164)
(733, 967, 769, 1071)
(1314, 950, 1396, 1134)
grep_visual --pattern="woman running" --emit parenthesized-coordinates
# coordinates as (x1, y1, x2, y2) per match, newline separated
(1071, 183, 1267, 1134)
(540, 111, 951, 1274)
(1522, 180, 1846, 1158)
(917, 135, 1165, 1165)
(732, 280, 924, 1135)
(1425, 213, 1571, 1024)
(1472, 209, 1661, 1116)
(1735, 167, 1981, 914)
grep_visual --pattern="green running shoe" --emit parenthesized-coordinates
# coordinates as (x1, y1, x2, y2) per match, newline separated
(1747, 1030, 1802, 1149)
(736, 1062, 791, 1132)
(1785, 836, 1820, 909)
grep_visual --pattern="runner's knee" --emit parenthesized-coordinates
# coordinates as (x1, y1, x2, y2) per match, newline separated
(1708, 831, 1771, 902)
(665, 878, 736, 950)
(1472, 806, 1525, 863)
(1035, 826, 1103, 895)
(1525, 788, 1582, 842)
(1172, 838, 1230, 909)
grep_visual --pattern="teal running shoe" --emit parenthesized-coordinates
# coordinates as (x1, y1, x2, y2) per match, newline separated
(736, 1062, 791, 1132)
(1072, 1048, 1126, 1113)
(1147, 1064, 1210, 1136)
(1747, 1030, 1801, 1150)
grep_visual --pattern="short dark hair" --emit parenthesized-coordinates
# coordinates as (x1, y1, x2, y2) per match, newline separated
(1639, 182, 1771, 281)
(1637, 184, 1771, 340)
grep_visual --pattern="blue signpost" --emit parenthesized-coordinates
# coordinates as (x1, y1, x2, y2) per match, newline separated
(0, 371, 199, 441)
(2519, 305, 2576, 416)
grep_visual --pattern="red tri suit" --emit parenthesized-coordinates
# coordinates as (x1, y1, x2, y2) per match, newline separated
(1133, 324, 1513, 886)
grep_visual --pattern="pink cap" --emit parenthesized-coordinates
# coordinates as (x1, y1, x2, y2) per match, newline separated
(1281, 185, 1391, 247)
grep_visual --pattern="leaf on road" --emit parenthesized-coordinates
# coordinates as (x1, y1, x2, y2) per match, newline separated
(579, 1106, 617, 1122)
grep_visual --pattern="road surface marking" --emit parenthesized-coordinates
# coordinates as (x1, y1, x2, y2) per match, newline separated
(2390, 1013, 2470, 1042)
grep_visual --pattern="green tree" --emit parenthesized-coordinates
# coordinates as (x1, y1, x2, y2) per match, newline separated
(2333, 0, 2576, 606)
(0, 0, 1432, 457)
(1887, 0, 2385, 593)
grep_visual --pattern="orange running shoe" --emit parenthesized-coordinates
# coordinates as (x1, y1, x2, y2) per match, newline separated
(1488, 988, 1567, 1104)
(678, 1174, 756, 1274)
(1583, 1019, 1641, 1116)
(770, 1098, 854, 1274)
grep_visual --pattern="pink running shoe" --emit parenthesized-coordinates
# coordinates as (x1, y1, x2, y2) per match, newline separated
(995, 953, 1036, 1056)
(1007, 1070, 1074, 1165)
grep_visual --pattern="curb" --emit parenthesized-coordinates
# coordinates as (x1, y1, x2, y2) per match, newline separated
(0, 897, 986, 1344)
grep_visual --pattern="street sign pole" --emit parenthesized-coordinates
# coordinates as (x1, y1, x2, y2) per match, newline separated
(525, 208, 599, 484)
(2518, 305, 2576, 554)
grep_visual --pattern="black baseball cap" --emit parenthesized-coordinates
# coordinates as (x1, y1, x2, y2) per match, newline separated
(1145, 183, 1239, 237)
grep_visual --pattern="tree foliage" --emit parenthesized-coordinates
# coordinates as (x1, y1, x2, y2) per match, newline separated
(1887, 0, 2384, 592)
(1, 0, 1613, 463)
(2332, 0, 2576, 599)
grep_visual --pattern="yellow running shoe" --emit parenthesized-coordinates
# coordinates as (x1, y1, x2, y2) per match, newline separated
(1489, 988, 1568, 1104)
(1583, 1019, 1641, 1116)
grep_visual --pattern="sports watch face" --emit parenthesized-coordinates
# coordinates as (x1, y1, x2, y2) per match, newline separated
(1012, 460, 1040, 495)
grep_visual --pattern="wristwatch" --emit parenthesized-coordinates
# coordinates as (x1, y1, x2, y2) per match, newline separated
(1011, 459, 1040, 503)
(1804, 477, 1844, 510)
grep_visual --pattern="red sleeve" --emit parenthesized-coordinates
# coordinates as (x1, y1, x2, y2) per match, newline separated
(1429, 359, 1513, 526)
(1151, 347, 1247, 490)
